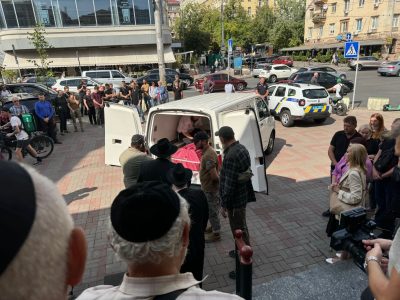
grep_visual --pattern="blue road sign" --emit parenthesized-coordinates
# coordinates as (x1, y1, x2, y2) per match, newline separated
(228, 39, 233, 53)
(346, 32, 352, 41)
(344, 41, 359, 59)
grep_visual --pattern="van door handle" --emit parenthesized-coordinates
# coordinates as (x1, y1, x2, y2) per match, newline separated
(260, 123, 264, 127)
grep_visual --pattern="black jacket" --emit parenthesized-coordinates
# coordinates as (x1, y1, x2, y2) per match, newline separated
(178, 187, 208, 282)
(137, 158, 176, 185)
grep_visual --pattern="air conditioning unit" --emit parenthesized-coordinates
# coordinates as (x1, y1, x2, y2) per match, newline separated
(353, 31, 359, 36)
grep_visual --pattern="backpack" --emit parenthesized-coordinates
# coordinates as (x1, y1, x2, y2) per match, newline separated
(338, 84, 345, 97)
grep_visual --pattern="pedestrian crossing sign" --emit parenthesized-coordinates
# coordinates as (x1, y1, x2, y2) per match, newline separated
(344, 41, 359, 59)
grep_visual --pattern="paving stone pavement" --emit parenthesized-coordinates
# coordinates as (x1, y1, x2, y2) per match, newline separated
(32, 110, 398, 297)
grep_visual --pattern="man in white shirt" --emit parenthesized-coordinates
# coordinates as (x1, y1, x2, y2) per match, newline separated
(224, 82, 235, 93)
(327, 78, 344, 101)
(77, 181, 243, 300)
(1, 107, 41, 164)
(0, 85, 11, 99)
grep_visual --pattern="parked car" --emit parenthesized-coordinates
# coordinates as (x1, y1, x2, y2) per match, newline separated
(377, 61, 400, 76)
(2, 96, 39, 113)
(52, 77, 102, 93)
(82, 70, 134, 87)
(258, 64, 298, 82)
(348, 56, 383, 70)
(194, 73, 247, 92)
(285, 71, 354, 92)
(263, 54, 281, 63)
(5, 83, 57, 102)
(23, 77, 57, 88)
(252, 63, 270, 78)
(272, 56, 293, 67)
(267, 83, 331, 127)
(147, 68, 194, 86)
(297, 66, 347, 79)
(136, 74, 187, 91)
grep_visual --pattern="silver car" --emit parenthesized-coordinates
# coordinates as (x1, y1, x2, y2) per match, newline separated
(377, 61, 400, 77)
(348, 56, 383, 70)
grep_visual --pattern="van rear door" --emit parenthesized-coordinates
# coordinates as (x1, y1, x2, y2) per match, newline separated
(220, 108, 268, 193)
(104, 103, 143, 166)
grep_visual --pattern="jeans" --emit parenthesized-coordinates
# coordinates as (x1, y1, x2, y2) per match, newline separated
(87, 107, 96, 125)
(227, 206, 250, 245)
(204, 191, 221, 233)
(70, 109, 83, 131)
(143, 95, 153, 110)
(133, 104, 145, 122)
(39, 117, 58, 142)
(96, 107, 104, 125)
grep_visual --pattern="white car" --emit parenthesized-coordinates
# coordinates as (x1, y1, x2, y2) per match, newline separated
(52, 77, 102, 93)
(252, 63, 269, 78)
(259, 64, 298, 83)
(268, 83, 331, 127)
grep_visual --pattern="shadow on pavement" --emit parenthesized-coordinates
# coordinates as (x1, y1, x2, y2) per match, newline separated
(64, 187, 98, 205)
(265, 137, 286, 169)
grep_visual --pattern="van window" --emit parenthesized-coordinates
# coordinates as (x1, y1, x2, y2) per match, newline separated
(256, 98, 269, 120)
(95, 71, 110, 78)
(67, 79, 80, 86)
(275, 86, 286, 97)
(59, 80, 66, 86)
(268, 86, 276, 95)
(302, 89, 329, 99)
(288, 89, 296, 96)
(112, 71, 125, 79)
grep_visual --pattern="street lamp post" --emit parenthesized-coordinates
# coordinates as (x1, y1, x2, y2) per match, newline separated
(154, 0, 166, 83)
(221, 0, 225, 60)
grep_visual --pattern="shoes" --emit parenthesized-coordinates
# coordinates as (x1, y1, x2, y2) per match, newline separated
(229, 250, 236, 258)
(228, 271, 236, 280)
(81, 128, 84, 132)
(325, 257, 340, 264)
(205, 232, 221, 243)
(322, 209, 330, 217)
(33, 157, 42, 165)
(54, 141, 62, 144)
(60, 132, 64, 136)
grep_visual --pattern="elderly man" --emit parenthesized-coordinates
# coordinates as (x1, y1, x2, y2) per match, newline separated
(0, 161, 87, 299)
(9, 96, 29, 116)
(77, 181, 242, 299)
(119, 134, 152, 188)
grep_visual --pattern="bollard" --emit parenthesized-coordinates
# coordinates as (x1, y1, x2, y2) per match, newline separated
(234, 229, 253, 300)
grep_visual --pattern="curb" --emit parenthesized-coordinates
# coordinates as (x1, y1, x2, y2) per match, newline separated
(367, 97, 390, 111)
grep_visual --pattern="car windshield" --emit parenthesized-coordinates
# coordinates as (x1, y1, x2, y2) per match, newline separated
(288, 73, 298, 80)
(386, 61, 399, 65)
(36, 84, 58, 94)
(302, 89, 328, 99)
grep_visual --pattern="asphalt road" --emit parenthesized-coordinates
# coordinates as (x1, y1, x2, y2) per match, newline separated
(181, 69, 400, 108)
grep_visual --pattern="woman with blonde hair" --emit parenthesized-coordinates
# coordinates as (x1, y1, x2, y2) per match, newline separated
(326, 143, 368, 263)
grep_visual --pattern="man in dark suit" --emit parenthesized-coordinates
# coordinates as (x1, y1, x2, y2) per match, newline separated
(137, 138, 177, 185)
(167, 163, 209, 282)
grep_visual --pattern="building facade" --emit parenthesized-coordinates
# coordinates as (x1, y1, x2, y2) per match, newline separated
(167, 0, 180, 29)
(302, 0, 400, 57)
(0, 0, 175, 71)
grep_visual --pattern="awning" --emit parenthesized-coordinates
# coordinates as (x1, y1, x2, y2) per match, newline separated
(281, 39, 386, 52)
(2, 45, 175, 69)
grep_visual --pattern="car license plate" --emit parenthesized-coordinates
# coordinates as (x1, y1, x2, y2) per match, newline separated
(314, 105, 323, 110)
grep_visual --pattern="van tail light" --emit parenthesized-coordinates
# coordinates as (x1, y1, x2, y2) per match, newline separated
(329, 97, 333, 104)
(298, 99, 306, 106)
(217, 154, 223, 168)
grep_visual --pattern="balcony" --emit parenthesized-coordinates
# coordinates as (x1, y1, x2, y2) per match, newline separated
(312, 13, 327, 23)
(314, 0, 328, 5)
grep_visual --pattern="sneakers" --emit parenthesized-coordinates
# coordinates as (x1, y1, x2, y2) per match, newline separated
(33, 157, 42, 165)
(205, 232, 221, 243)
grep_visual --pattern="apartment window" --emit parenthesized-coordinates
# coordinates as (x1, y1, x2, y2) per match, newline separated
(340, 21, 348, 33)
(344, 0, 350, 12)
(371, 16, 378, 29)
(329, 23, 335, 35)
(248, 7, 251, 15)
(393, 14, 399, 28)
(318, 26, 323, 37)
(331, 3, 336, 13)
(258, 0, 262, 6)
(308, 27, 313, 38)
(358, 0, 364, 7)
(356, 18, 362, 31)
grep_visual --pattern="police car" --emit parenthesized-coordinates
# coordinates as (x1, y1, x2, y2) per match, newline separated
(267, 83, 332, 127)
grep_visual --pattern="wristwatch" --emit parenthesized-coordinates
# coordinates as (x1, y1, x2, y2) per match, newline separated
(363, 255, 380, 270)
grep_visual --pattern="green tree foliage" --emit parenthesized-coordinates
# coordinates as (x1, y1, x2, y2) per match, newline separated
(27, 23, 54, 78)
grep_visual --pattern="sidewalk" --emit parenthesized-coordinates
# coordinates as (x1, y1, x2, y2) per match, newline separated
(34, 109, 397, 297)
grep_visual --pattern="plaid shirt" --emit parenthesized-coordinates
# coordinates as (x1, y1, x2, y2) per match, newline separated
(219, 141, 256, 209)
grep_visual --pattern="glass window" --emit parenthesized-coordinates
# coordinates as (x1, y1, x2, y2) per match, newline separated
(116, 0, 134, 25)
(356, 19, 362, 31)
(256, 99, 268, 120)
(302, 89, 328, 99)
(33, 0, 56, 27)
(59, 80, 66, 86)
(268, 86, 276, 95)
(393, 14, 399, 28)
(58, 0, 79, 26)
(358, 0, 364, 6)
(275, 87, 286, 97)
(96, 71, 111, 78)
(2, 0, 19, 28)
(112, 71, 125, 78)
(331, 3, 336, 13)
(14, 0, 36, 27)
(76, 0, 96, 25)
(344, 0, 350, 12)
(134, 0, 151, 24)
(94, 0, 112, 25)
(329, 23, 334, 35)
(220, 74, 228, 81)
(371, 16, 378, 30)
(288, 89, 296, 96)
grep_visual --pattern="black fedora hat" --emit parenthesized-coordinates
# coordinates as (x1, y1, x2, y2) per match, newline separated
(167, 163, 192, 187)
(150, 138, 178, 158)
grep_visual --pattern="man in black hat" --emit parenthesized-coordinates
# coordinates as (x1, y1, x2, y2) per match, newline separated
(137, 138, 177, 185)
(78, 181, 241, 299)
(119, 134, 152, 188)
(167, 164, 209, 282)
(0, 161, 87, 299)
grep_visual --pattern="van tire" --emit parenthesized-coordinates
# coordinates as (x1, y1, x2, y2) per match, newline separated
(265, 131, 275, 155)
(357, 64, 363, 71)
(236, 83, 245, 91)
(269, 75, 277, 83)
(314, 118, 327, 124)
(280, 110, 294, 127)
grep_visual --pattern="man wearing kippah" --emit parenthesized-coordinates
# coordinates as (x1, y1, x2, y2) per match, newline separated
(119, 134, 152, 188)
(77, 181, 243, 299)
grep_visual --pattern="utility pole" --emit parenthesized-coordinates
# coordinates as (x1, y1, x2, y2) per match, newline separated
(221, 0, 225, 59)
(154, 0, 166, 83)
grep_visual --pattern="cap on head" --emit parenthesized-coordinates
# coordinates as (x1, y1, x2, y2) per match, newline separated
(111, 181, 180, 243)
(167, 163, 193, 187)
(193, 131, 209, 143)
(216, 126, 235, 140)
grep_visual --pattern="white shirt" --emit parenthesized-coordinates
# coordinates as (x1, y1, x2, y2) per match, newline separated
(76, 273, 243, 300)
(224, 83, 235, 93)
(389, 228, 400, 276)
(10, 116, 28, 140)
(333, 83, 342, 98)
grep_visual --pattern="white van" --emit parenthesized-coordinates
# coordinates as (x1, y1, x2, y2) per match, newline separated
(104, 93, 276, 192)
(82, 70, 133, 87)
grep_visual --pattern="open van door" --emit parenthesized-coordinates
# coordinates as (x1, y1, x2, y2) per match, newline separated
(220, 108, 268, 193)
(104, 103, 143, 166)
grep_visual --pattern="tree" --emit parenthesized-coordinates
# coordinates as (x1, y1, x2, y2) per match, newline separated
(27, 23, 53, 79)
(252, 5, 276, 46)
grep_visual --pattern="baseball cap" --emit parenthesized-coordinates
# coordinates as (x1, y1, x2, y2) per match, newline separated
(215, 126, 235, 139)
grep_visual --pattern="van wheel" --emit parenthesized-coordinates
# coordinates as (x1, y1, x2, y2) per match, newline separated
(357, 64, 363, 71)
(236, 83, 245, 91)
(269, 75, 277, 83)
(265, 131, 275, 155)
(280, 110, 294, 127)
